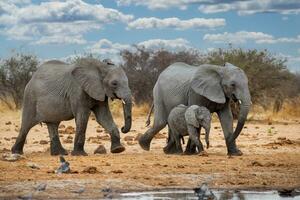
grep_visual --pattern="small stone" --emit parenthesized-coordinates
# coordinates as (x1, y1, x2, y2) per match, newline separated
(5, 121, 12, 125)
(112, 169, 123, 174)
(72, 187, 85, 194)
(67, 135, 73, 140)
(82, 166, 98, 174)
(250, 161, 263, 167)
(27, 162, 40, 169)
(96, 128, 103, 133)
(35, 183, 47, 191)
(39, 140, 48, 145)
(199, 151, 209, 157)
(4, 137, 10, 141)
(94, 145, 107, 154)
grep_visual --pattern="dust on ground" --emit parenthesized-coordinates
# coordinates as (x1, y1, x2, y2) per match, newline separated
(0, 112, 300, 199)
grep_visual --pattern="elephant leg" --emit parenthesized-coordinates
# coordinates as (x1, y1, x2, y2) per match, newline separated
(217, 104, 243, 156)
(11, 106, 38, 154)
(46, 122, 68, 156)
(184, 128, 201, 155)
(139, 104, 167, 151)
(71, 110, 90, 156)
(92, 103, 125, 153)
(163, 127, 183, 154)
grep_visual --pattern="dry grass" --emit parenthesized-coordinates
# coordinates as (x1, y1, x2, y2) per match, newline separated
(1, 98, 300, 123)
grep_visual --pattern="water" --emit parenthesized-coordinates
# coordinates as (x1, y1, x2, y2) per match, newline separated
(120, 189, 300, 200)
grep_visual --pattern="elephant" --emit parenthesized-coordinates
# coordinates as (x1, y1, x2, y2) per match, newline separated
(11, 58, 132, 156)
(166, 104, 211, 154)
(139, 62, 251, 156)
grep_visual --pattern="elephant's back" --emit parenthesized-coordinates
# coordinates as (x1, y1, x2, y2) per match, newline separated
(33, 60, 73, 80)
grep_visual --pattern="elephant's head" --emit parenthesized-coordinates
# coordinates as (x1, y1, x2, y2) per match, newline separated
(185, 105, 211, 148)
(72, 58, 132, 133)
(191, 62, 251, 143)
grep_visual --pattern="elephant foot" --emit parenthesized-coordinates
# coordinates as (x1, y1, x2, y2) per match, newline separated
(71, 150, 88, 156)
(11, 146, 23, 155)
(138, 134, 151, 151)
(227, 148, 243, 156)
(51, 147, 68, 156)
(163, 146, 183, 154)
(111, 145, 125, 153)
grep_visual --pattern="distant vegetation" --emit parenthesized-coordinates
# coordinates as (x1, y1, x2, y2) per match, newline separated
(0, 48, 299, 117)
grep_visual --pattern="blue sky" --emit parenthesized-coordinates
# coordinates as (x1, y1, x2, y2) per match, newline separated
(0, 0, 299, 72)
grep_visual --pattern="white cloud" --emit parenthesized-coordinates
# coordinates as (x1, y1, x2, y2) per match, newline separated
(0, 0, 133, 44)
(203, 31, 300, 44)
(137, 38, 192, 51)
(198, 0, 300, 15)
(86, 38, 194, 63)
(127, 17, 225, 30)
(117, 0, 300, 15)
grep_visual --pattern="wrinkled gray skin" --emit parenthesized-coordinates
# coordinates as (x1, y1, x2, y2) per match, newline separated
(11, 58, 132, 156)
(140, 62, 251, 156)
(167, 104, 211, 154)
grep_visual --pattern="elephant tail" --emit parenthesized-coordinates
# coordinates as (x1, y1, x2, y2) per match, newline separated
(145, 103, 154, 127)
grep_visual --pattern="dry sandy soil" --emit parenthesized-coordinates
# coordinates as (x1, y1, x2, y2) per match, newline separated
(0, 111, 300, 199)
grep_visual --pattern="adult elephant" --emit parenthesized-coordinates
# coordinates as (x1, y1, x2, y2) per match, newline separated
(139, 62, 251, 156)
(12, 58, 132, 156)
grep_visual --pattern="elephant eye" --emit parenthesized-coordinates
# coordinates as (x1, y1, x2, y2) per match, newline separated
(111, 80, 118, 87)
(230, 82, 236, 87)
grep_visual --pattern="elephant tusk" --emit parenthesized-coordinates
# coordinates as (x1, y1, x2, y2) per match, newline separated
(122, 99, 126, 105)
(238, 100, 242, 105)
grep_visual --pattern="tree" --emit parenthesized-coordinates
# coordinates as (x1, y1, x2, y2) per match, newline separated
(0, 53, 39, 109)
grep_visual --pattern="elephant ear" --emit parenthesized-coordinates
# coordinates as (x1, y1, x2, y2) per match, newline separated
(190, 66, 226, 104)
(185, 105, 200, 128)
(71, 65, 105, 101)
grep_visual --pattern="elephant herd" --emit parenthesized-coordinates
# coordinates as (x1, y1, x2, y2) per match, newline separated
(11, 58, 251, 156)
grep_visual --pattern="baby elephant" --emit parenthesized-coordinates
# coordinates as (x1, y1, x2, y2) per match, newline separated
(167, 104, 211, 154)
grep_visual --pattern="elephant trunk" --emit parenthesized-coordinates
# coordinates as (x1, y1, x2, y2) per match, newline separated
(121, 96, 132, 133)
(230, 100, 251, 143)
(205, 127, 210, 149)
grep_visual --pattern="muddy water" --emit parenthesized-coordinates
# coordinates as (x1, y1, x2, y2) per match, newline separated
(120, 189, 300, 200)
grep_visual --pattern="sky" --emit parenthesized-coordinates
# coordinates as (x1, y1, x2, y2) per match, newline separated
(0, 0, 299, 72)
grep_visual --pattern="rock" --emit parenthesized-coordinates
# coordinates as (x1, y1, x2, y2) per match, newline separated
(124, 135, 135, 141)
(35, 183, 47, 191)
(55, 156, 70, 174)
(2, 153, 25, 162)
(96, 128, 103, 133)
(5, 121, 12, 125)
(94, 145, 107, 154)
(27, 162, 40, 169)
(39, 140, 48, 145)
(194, 183, 215, 199)
(112, 169, 123, 174)
(82, 166, 98, 174)
(72, 187, 85, 194)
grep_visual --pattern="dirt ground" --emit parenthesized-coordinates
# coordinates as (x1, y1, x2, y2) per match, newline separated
(0, 111, 300, 199)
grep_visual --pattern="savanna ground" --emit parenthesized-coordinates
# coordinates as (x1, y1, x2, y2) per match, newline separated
(0, 103, 300, 199)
